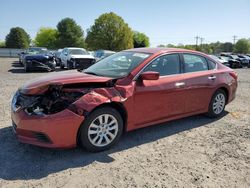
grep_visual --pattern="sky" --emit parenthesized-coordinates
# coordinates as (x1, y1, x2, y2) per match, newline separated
(0, 0, 249, 47)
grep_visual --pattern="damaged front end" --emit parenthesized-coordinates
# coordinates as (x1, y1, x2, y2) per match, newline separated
(12, 84, 89, 116)
(12, 79, 126, 117)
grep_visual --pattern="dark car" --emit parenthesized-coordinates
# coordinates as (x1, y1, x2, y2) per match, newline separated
(11, 48, 237, 151)
(237, 55, 250, 67)
(23, 47, 56, 72)
(19, 47, 47, 66)
(220, 54, 242, 68)
(219, 56, 241, 69)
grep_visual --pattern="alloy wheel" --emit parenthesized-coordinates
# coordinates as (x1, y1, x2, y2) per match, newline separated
(212, 93, 226, 114)
(87, 114, 119, 147)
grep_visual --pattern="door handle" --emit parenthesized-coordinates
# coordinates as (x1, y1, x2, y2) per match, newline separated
(175, 82, 186, 88)
(208, 75, 216, 80)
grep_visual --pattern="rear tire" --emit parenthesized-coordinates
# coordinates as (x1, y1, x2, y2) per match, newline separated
(79, 107, 123, 152)
(207, 89, 226, 118)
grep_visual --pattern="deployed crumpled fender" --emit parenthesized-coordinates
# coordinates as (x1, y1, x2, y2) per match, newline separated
(72, 83, 135, 114)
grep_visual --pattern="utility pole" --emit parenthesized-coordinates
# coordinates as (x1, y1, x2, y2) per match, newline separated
(195, 36, 199, 50)
(233, 35, 237, 45)
(200, 37, 204, 51)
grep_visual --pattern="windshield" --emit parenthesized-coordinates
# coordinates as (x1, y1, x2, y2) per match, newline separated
(84, 51, 151, 78)
(27, 48, 47, 54)
(69, 49, 87, 55)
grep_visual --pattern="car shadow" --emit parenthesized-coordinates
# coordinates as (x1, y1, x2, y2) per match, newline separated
(0, 112, 228, 180)
(8, 61, 64, 74)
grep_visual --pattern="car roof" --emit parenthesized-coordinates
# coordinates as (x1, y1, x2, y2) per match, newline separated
(64, 47, 85, 50)
(125, 47, 207, 56)
(95, 50, 116, 53)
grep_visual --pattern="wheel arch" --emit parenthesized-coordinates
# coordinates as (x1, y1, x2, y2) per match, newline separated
(76, 102, 128, 146)
(217, 87, 229, 104)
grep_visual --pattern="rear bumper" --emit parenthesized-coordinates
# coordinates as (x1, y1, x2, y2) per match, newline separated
(11, 109, 84, 149)
(227, 79, 237, 104)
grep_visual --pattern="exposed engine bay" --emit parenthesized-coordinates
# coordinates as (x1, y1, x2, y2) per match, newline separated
(14, 85, 90, 115)
(12, 78, 121, 116)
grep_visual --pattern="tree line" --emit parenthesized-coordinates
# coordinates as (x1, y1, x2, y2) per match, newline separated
(1, 11, 249, 54)
(158, 39, 250, 54)
(1, 12, 149, 51)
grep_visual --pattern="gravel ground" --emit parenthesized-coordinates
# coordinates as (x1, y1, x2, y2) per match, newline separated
(0, 58, 249, 188)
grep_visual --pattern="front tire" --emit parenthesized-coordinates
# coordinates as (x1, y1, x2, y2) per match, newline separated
(207, 89, 226, 118)
(67, 60, 73, 69)
(79, 107, 123, 152)
(60, 61, 65, 69)
(24, 63, 31, 72)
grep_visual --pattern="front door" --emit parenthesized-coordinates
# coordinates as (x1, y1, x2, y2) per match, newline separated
(132, 53, 187, 127)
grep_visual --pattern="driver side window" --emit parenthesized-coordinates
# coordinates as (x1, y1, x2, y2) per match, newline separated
(143, 54, 181, 76)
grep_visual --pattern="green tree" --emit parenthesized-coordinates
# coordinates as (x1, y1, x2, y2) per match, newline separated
(5, 27, 30, 48)
(167, 44, 175, 48)
(157, 44, 166, 47)
(234, 39, 250, 54)
(0, 40, 5, 48)
(34, 27, 58, 49)
(86, 12, 133, 51)
(221, 42, 233, 52)
(133, 31, 149, 48)
(57, 18, 85, 48)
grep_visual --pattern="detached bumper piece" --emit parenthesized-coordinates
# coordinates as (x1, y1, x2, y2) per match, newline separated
(26, 59, 56, 71)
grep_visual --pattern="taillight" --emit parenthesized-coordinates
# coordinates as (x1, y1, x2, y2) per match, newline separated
(229, 71, 238, 80)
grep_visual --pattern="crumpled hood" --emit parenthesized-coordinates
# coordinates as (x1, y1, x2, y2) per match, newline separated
(19, 71, 113, 95)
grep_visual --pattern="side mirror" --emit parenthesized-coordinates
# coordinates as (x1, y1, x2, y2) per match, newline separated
(139, 71, 159, 81)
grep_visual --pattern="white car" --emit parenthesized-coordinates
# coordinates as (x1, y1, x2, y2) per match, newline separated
(60, 48, 95, 70)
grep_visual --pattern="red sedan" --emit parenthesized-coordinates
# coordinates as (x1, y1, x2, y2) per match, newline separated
(11, 48, 238, 151)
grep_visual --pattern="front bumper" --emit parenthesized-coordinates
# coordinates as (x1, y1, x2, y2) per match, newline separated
(11, 108, 84, 148)
(26, 59, 56, 71)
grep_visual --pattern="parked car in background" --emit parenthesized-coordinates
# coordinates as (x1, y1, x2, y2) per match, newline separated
(11, 48, 238, 151)
(208, 55, 229, 66)
(55, 49, 63, 66)
(60, 48, 95, 70)
(94, 50, 116, 61)
(233, 55, 249, 67)
(88, 51, 95, 57)
(237, 54, 250, 67)
(221, 53, 249, 67)
(219, 56, 241, 69)
(23, 48, 56, 72)
(18, 47, 48, 66)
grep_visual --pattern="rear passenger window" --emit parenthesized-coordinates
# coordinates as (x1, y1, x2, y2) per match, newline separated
(143, 54, 180, 76)
(207, 59, 216, 70)
(183, 54, 208, 73)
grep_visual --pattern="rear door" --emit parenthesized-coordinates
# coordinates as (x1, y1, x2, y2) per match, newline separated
(180, 53, 218, 113)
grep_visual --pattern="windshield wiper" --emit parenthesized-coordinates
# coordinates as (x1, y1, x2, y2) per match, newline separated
(84, 71, 102, 76)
